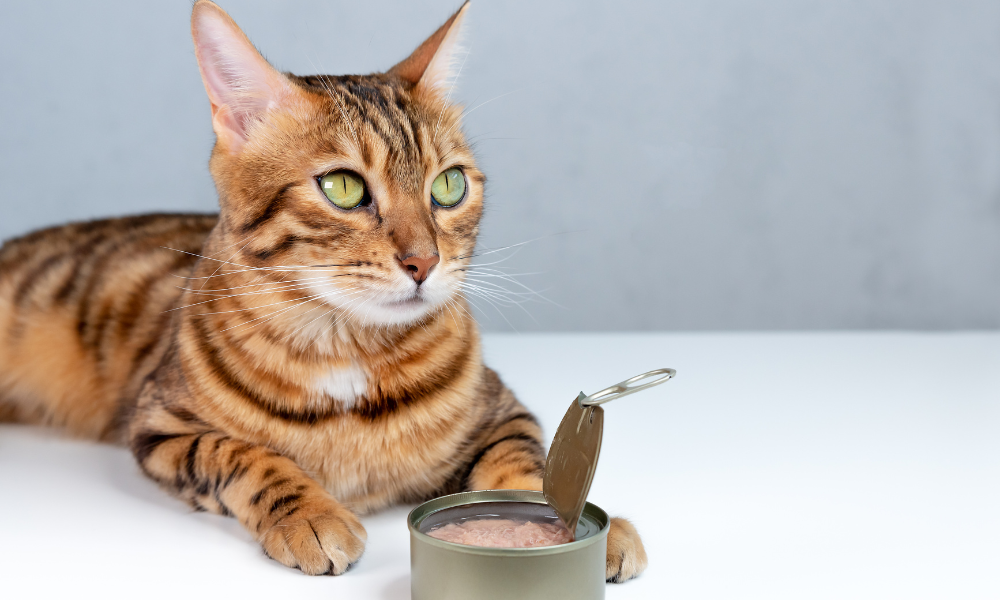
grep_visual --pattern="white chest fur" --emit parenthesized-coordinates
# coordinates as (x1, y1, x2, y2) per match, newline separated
(313, 364, 368, 408)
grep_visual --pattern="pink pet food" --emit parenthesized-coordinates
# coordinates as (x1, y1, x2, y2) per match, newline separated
(426, 518, 574, 548)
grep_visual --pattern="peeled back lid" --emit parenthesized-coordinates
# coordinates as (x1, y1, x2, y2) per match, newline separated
(543, 394, 604, 535)
(542, 368, 676, 536)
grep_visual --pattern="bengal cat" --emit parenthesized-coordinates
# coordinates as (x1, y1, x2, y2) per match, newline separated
(0, 0, 647, 581)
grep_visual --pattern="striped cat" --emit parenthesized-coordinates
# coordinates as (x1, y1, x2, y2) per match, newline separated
(0, 0, 646, 581)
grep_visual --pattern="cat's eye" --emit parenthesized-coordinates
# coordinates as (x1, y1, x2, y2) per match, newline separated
(319, 171, 366, 209)
(431, 167, 466, 207)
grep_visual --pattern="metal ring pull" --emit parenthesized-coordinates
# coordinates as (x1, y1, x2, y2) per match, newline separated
(579, 368, 676, 407)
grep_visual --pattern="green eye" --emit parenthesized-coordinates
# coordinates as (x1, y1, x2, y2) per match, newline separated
(431, 167, 466, 207)
(319, 171, 366, 209)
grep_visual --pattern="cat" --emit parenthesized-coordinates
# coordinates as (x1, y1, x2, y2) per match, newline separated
(0, 0, 647, 582)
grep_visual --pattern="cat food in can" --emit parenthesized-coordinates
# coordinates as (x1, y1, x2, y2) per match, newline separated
(408, 490, 609, 600)
(422, 501, 574, 548)
(426, 516, 573, 548)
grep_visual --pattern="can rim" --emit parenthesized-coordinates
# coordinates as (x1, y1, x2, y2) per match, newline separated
(407, 489, 610, 557)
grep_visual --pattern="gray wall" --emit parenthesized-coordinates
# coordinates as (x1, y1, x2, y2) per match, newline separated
(2, 0, 998, 331)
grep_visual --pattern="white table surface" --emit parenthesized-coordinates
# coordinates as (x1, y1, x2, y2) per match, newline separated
(2, 333, 998, 599)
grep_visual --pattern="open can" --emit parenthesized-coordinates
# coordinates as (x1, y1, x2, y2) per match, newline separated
(408, 489, 610, 600)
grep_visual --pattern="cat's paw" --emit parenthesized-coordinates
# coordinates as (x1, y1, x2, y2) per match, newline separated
(259, 494, 367, 575)
(605, 517, 647, 583)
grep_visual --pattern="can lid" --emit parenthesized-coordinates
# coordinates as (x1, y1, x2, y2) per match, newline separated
(543, 368, 675, 534)
(543, 395, 603, 534)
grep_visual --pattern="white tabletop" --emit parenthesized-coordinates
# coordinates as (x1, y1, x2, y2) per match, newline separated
(2, 333, 998, 599)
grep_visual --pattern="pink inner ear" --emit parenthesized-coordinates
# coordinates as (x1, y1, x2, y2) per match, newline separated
(192, 7, 288, 140)
(390, 2, 469, 92)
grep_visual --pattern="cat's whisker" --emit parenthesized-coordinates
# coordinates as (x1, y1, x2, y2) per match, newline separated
(464, 133, 522, 143)
(440, 89, 521, 140)
(359, 297, 380, 329)
(190, 289, 345, 318)
(461, 279, 544, 301)
(432, 42, 471, 143)
(342, 295, 376, 329)
(451, 230, 584, 262)
(177, 266, 293, 280)
(460, 274, 545, 294)
(450, 297, 476, 321)
(461, 284, 517, 307)
(332, 90, 361, 147)
(460, 264, 537, 275)
(441, 298, 460, 327)
(222, 284, 368, 335)
(280, 285, 370, 343)
(182, 272, 360, 295)
(221, 302, 314, 334)
(461, 279, 543, 315)
(179, 266, 355, 282)
(463, 288, 521, 330)
(174, 277, 364, 313)
(451, 246, 523, 265)
(457, 292, 492, 322)
(286, 306, 339, 347)
(284, 300, 352, 344)
(461, 274, 561, 308)
(184, 281, 337, 298)
(164, 246, 358, 276)
(197, 236, 258, 291)
(310, 70, 361, 148)
(442, 296, 475, 331)
(174, 281, 343, 306)
(463, 271, 537, 293)
(462, 269, 542, 288)
(470, 290, 538, 328)
(303, 66, 361, 149)
(460, 286, 528, 310)
(306, 263, 357, 268)
(217, 292, 331, 333)
(459, 275, 534, 297)
(178, 275, 335, 294)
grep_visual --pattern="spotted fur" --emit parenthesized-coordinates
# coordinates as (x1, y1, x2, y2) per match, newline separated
(0, 0, 646, 580)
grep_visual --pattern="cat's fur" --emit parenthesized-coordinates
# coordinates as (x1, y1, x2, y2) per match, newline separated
(0, 0, 647, 580)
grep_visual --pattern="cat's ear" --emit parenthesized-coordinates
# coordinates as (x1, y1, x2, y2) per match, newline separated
(190, 0, 298, 151)
(390, 1, 470, 95)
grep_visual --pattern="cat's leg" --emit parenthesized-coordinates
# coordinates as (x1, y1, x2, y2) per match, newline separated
(0, 400, 19, 423)
(459, 371, 648, 583)
(604, 517, 648, 583)
(128, 415, 366, 575)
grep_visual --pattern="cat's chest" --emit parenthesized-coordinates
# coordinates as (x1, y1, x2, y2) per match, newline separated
(312, 363, 368, 408)
(287, 412, 466, 511)
(280, 364, 472, 509)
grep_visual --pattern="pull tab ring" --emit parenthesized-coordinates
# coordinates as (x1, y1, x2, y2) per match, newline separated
(579, 368, 676, 407)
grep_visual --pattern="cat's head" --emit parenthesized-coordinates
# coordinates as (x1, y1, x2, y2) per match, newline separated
(190, 1, 480, 328)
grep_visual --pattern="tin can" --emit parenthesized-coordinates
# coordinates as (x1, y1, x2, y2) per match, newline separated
(408, 489, 610, 600)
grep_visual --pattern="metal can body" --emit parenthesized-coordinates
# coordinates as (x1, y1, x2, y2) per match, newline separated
(408, 490, 609, 600)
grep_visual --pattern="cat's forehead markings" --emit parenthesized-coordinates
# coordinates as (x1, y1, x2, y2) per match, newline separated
(296, 74, 465, 194)
(305, 76, 431, 176)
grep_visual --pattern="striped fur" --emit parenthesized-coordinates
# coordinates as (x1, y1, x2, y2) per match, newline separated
(0, 1, 645, 581)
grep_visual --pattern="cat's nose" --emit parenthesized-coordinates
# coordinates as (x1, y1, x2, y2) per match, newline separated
(397, 253, 440, 285)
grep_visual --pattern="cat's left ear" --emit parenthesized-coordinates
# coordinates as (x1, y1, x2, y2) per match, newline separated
(390, 1, 470, 95)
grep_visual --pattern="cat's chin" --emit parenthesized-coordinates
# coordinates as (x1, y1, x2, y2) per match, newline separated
(308, 280, 452, 328)
(361, 296, 437, 327)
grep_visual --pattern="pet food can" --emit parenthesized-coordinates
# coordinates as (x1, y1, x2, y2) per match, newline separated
(408, 489, 610, 600)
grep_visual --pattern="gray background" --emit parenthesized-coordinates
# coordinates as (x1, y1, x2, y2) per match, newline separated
(1, 0, 998, 331)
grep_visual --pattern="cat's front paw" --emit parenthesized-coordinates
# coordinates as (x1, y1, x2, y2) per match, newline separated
(605, 517, 647, 583)
(259, 494, 367, 575)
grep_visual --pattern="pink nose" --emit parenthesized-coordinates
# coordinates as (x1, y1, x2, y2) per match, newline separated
(397, 254, 440, 284)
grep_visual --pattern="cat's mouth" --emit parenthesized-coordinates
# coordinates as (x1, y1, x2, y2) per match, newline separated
(357, 291, 436, 326)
